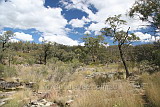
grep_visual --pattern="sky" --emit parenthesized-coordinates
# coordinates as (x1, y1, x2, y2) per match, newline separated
(0, 0, 159, 46)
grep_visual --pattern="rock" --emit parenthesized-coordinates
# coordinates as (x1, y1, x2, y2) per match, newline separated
(0, 97, 12, 102)
(25, 99, 55, 107)
(25, 82, 36, 88)
(0, 78, 5, 82)
(0, 97, 13, 106)
(76, 67, 96, 72)
(0, 81, 23, 89)
(45, 102, 54, 106)
(0, 102, 5, 106)
(66, 99, 74, 106)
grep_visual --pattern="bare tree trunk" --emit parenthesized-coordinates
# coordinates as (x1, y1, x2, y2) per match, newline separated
(118, 45, 130, 78)
(2, 42, 5, 51)
(8, 55, 11, 67)
(44, 51, 47, 65)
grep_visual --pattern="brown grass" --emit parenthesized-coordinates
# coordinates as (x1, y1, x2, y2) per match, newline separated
(142, 72, 160, 107)
(71, 81, 143, 107)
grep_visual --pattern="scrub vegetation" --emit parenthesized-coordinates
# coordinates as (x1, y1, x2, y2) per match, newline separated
(0, 0, 160, 107)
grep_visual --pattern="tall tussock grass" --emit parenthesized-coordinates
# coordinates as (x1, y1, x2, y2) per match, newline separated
(142, 72, 160, 107)
(72, 81, 143, 107)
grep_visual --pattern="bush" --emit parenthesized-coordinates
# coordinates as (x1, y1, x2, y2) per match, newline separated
(93, 76, 110, 87)
(138, 60, 159, 74)
(26, 58, 35, 65)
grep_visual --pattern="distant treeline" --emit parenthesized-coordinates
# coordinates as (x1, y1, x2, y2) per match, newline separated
(0, 40, 159, 67)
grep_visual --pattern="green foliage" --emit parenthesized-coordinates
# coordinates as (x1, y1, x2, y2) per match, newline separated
(69, 58, 83, 69)
(0, 31, 14, 46)
(93, 76, 110, 87)
(129, 0, 160, 29)
(134, 42, 160, 67)
(102, 14, 139, 78)
(0, 31, 15, 64)
(102, 14, 139, 45)
(82, 34, 107, 64)
(138, 60, 159, 74)
(134, 44, 155, 62)
(153, 49, 160, 66)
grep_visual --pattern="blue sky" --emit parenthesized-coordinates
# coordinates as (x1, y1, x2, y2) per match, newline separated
(0, 0, 159, 46)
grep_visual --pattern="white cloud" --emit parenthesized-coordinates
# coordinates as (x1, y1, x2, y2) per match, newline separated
(65, 28, 71, 32)
(88, 22, 105, 34)
(134, 32, 160, 42)
(84, 31, 91, 34)
(79, 42, 85, 46)
(9, 38, 19, 42)
(0, 0, 67, 35)
(69, 18, 85, 28)
(39, 35, 79, 46)
(0, 0, 81, 45)
(102, 43, 109, 47)
(0, 0, 67, 34)
(61, 0, 149, 33)
(14, 32, 33, 41)
(82, 16, 90, 23)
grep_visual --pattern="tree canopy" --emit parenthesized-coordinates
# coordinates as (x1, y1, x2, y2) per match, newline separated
(101, 14, 140, 78)
(129, 0, 160, 30)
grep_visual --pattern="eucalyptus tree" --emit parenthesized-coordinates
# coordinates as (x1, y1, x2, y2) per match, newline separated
(129, 0, 160, 39)
(101, 15, 139, 78)
(0, 31, 14, 51)
(0, 31, 14, 64)
(82, 34, 107, 64)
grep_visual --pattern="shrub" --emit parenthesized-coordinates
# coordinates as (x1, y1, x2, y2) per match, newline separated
(93, 76, 110, 87)
(138, 60, 159, 74)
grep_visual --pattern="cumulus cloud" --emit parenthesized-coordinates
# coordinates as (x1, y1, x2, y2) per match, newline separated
(14, 32, 33, 41)
(84, 31, 91, 34)
(79, 42, 85, 46)
(134, 32, 160, 42)
(69, 18, 85, 28)
(61, 0, 149, 34)
(0, 0, 81, 45)
(39, 35, 79, 46)
(88, 22, 105, 34)
(0, 0, 67, 35)
(9, 38, 19, 42)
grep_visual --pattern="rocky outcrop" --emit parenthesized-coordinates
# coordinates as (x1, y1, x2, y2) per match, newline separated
(24, 99, 55, 107)
(76, 67, 96, 72)
(86, 72, 125, 80)
(0, 80, 23, 90)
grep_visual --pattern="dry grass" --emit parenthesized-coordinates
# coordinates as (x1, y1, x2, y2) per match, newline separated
(142, 72, 160, 107)
(2, 62, 147, 107)
(71, 81, 143, 107)
(3, 89, 33, 107)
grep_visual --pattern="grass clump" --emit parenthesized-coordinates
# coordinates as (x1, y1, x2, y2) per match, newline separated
(3, 89, 32, 107)
(0, 64, 17, 78)
(142, 72, 160, 107)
